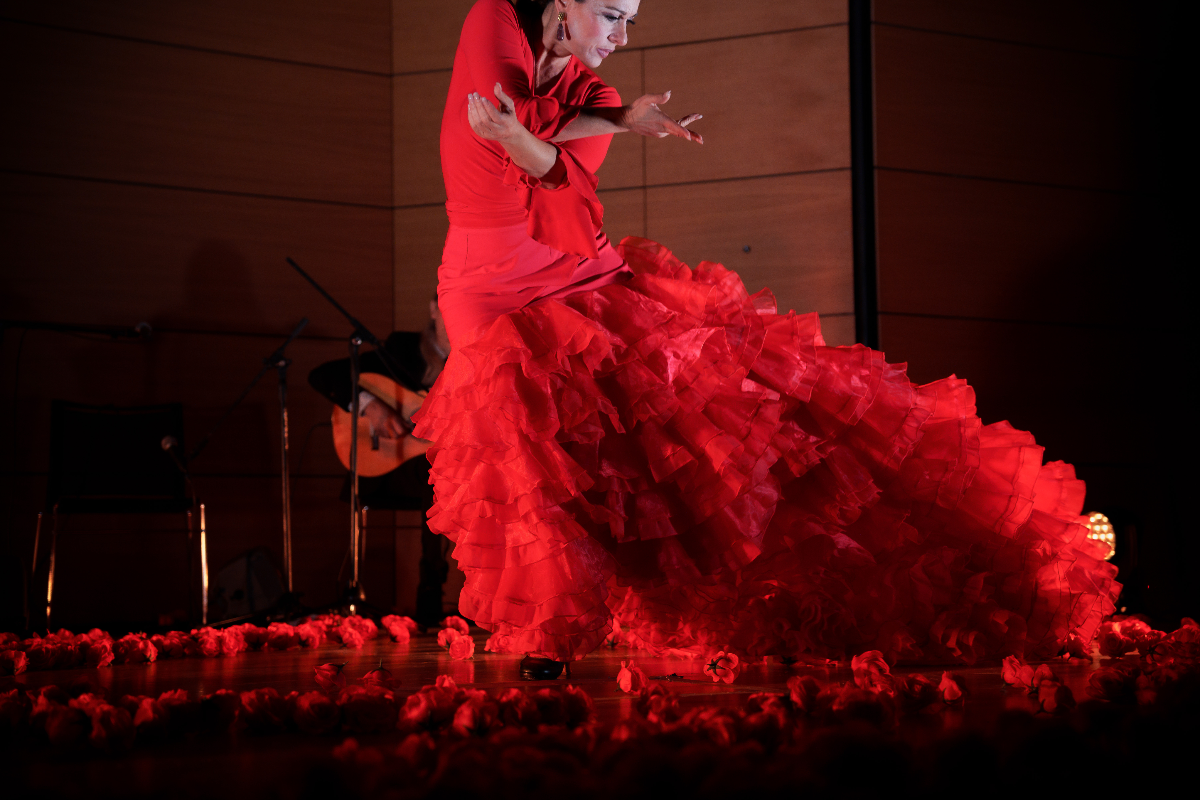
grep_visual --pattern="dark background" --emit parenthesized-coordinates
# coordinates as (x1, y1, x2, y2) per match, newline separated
(0, 1, 1191, 633)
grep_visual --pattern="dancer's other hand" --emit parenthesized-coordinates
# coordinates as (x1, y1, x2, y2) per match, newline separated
(467, 83, 527, 144)
(621, 91, 703, 144)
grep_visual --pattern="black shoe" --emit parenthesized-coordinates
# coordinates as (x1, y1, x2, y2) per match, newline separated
(519, 656, 565, 680)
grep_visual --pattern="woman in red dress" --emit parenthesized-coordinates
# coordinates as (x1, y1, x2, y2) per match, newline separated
(415, 0, 1119, 678)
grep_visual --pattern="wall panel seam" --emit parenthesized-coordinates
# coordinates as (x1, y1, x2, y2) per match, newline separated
(601, 167, 852, 194)
(871, 21, 1137, 61)
(874, 166, 1137, 197)
(0, 168, 395, 210)
(0, 16, 392, 76)
(393, 67, 453, 78)
(394, 201, 446, 210)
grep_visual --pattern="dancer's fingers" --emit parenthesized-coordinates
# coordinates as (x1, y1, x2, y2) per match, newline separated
(661, 115, 703, 144)
(493, 83, 516, 113)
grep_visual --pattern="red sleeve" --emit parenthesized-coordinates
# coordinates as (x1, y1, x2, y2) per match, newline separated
(559, 81, 620, 175)
(522, 79, 619, 259)
(460, 0, 580, 140)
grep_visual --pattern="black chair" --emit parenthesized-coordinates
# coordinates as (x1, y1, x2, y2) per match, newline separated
(32, 401, 205, 630)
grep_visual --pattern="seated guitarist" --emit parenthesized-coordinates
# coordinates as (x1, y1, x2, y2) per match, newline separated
(307, 298, 451, 625)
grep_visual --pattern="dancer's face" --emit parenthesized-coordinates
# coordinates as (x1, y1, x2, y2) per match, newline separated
(559, 0, 639, 69)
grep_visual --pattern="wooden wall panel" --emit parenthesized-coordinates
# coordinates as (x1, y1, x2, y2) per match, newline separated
(873, 25, 1135, 190)
(392, 0, 475, 73)
(597, 188, 646, 246)
(593, 49, 644, 190)
(631, 0, 846, 49)
(0, 174, 394, 338)
(393, 206, 449, 329)
(817, 315, 856, 348)
(873, 0, 1135, 56)
(643, 27, 850, 185)
(646, 172, 853, 320)
(0, 22, 392, 204)
(0, 2, 392, 73)
(875, 171, 1137, 324)
(394, 71, 452, 207)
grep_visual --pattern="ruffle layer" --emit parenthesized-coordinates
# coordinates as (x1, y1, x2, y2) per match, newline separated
(413, 238, 1119, 662)
(503, 147, 605, 260)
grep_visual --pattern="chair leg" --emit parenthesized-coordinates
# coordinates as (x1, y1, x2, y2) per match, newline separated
(199, 503, 209, 626)
(46, 504, 59, 632)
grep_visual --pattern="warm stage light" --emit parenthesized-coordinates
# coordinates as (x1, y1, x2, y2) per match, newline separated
(1084, 512, 1116, 561)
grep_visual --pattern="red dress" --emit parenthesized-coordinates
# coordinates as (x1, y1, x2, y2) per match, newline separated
(414, 0, 1119, 663)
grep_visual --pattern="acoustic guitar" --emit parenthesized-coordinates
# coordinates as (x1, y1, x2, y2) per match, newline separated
(331, 372, 432, 477)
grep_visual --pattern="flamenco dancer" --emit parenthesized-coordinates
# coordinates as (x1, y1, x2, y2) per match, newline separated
(414, 0, 1119, 680)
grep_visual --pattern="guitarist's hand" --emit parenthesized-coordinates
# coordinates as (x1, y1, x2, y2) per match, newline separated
(361, 398, 408, 440)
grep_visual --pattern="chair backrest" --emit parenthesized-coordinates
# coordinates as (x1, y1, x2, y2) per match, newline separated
(47, 401, 190, 514)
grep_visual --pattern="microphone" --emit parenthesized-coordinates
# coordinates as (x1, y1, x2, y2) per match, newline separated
(161, 435, 188, 474)
(134, 322, 153, 339)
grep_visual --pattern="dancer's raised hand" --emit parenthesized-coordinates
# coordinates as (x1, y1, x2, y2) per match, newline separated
(621, 91, 703, 144)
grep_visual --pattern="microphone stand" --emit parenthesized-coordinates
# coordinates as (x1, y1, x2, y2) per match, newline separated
(190, 317, 309, 622)
(286, 257, 405, 617)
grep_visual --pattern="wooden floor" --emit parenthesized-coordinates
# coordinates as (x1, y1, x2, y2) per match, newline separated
(3, 630, 1106, 798)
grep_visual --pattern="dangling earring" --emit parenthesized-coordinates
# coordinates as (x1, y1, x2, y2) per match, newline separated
(556, 11, 566, 42)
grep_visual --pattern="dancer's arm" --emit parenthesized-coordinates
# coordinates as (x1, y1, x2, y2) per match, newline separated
(468, 83, 703, 182)
(552, 91, 703, 145)
(467, 85, 560, 181)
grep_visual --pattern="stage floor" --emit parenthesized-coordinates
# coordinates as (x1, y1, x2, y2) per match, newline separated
(3, 629, 1113, 799)
(4, 630, 1099, 723)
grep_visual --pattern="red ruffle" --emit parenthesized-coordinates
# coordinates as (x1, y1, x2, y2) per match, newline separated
(502, 147, 605, 260)
(413, 238, 1119, 662)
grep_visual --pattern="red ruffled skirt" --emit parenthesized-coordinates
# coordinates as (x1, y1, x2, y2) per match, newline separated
(413, 237, 1119, 663)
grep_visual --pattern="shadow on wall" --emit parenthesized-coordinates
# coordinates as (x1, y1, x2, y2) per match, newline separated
(142, 238, 272, 466)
